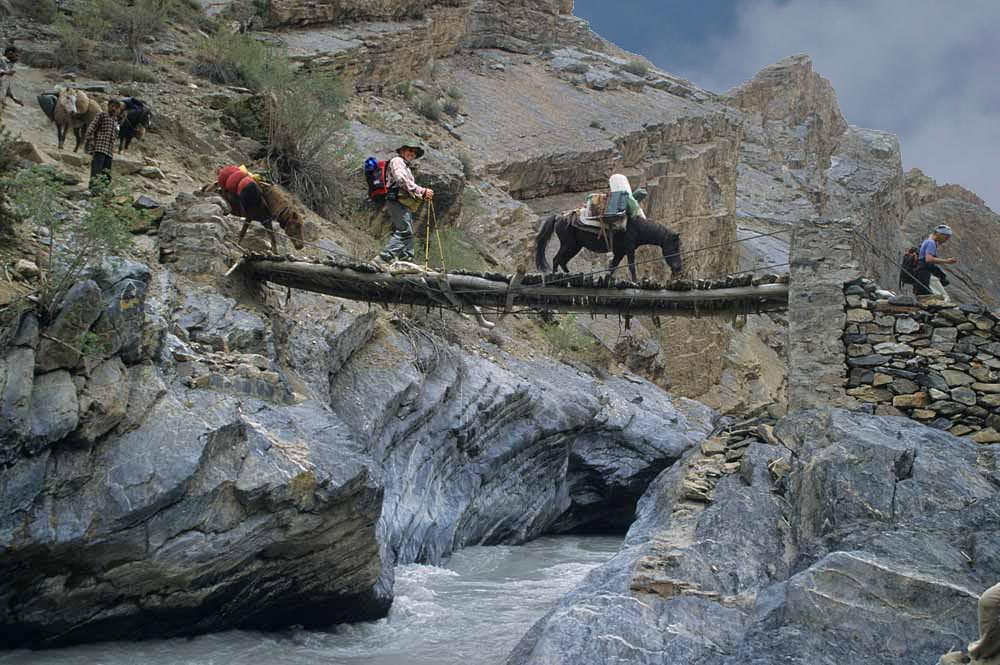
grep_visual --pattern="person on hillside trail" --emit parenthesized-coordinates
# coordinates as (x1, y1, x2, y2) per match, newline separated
(373, 141, 434, 267)
(915, 224, 957, 301)
(0, 46, 25, 117)
(84, 99, 123, 192)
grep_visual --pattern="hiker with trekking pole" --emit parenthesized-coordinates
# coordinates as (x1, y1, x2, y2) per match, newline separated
(369, 140, 434, 268)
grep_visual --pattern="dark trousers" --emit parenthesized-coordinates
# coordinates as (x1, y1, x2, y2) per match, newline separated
(89, 152, 113, 189)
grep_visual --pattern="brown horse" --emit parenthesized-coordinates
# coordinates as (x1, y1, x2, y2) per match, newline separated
(215, 180, 305, 253)
(534, 210, 683, 281)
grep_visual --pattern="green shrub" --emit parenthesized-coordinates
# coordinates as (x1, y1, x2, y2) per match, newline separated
(52, 20, 89, 69)
(192, 31, 287, 89)
(396, 81, 414, 100)
(540, 314, 597, 354)
(446, 86, 463, 100)
(417, 94, 442, 122)
(414, 227, 486, 272)
(10, 0, 58, 23)
(1, 168, 142, 318)
(74, 0, 181, 63)
(89, 61, 158, 83)
(622, 59, 650, 77)
(263, 73, 347, 216)
(442, 99, 460, 118)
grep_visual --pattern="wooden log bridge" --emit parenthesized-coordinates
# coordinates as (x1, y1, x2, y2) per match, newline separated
(241, 253, 790, 318)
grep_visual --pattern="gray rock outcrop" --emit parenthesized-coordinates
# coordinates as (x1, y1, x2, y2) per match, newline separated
(508, 409, 1000, 664)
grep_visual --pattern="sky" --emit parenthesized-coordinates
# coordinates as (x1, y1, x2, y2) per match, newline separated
(572, 0, 1000, 213)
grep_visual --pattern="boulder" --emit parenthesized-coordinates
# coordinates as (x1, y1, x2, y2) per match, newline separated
(174, 291, 268, 355)
(0, 347, 35, 460)
(35, 281, 104, 373)
(76, 357, 130, 442)
(28, 370, 78, 451)
(13, 260, 39, 281)
(509, 409, 999, 665)
(91, 270, 151, 364)
(0, 396, 387, 648)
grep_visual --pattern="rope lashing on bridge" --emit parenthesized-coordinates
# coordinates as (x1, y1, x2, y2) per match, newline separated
(243, 252, 789, 319)
(236, 219, 793, 319)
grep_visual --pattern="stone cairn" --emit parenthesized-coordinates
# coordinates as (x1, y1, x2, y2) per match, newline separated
(844, 278, 1000, 443)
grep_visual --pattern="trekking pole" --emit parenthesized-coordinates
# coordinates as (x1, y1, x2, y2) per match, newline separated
(432, 204, 446, 274)
(423, 202, 432, 271)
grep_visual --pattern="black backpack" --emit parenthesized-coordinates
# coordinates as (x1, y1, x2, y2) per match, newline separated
(899, 247, 920, 288)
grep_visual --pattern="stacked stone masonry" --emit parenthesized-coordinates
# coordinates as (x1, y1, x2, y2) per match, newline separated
(843, 279, 1000, 443)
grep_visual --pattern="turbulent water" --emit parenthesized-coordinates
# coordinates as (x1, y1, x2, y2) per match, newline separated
(0, 536, 621, 665)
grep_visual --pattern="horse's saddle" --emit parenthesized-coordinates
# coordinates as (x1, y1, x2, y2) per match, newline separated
(571, 191, 629, 235)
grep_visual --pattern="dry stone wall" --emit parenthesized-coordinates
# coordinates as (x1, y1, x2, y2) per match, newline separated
(843, 281, 1000, 442)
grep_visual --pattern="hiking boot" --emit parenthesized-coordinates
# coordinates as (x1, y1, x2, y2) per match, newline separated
(370, 254, 391, 270)
(400, 252, 416, 263)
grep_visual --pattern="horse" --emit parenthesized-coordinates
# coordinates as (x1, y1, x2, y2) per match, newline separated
(118, 100, 153, 153)
(52, 88, 102, 151)
(212, 179, 305, 253)
(534, 210, 683, 281)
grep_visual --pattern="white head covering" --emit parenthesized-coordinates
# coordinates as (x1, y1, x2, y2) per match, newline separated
(609, 174, 632, 194)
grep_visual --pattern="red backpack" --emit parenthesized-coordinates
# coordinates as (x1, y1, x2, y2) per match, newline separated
(364, 157, 392, 202)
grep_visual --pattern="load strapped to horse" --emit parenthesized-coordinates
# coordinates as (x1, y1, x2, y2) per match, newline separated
(534, 174, 682, 281)
(213, 165, 305, 253)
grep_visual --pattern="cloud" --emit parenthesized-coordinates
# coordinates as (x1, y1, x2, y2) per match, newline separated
(676, 0, 1000, 212)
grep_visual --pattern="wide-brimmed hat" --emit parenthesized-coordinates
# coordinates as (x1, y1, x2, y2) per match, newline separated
(396, 141, 426, 159)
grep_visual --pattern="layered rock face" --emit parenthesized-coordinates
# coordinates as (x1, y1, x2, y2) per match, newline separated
(509, 409, 1000, 665)
(0, 193, 717, 647)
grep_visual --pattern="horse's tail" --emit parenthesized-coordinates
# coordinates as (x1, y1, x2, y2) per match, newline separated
(534, 214, 556, 272)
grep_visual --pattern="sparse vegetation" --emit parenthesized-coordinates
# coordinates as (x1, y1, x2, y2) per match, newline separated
(0, 125, 19, 236)
(563, 62, 589, 75)
(414, 227, 487, 272)
(589, 120, 603, 130)
(11, 0, 58, 23)
(192, 32, 284, 89)
(442, 99, 460, 118)
(52, 20, 87, 70)
(623, 59, 650, 77)
(459, 152, 474, 180)
(200, 33, 347, 216)
(417, 94, 443, 122)
(89, 61, 158, 83)
(446, 86, 463, 100)
(2, 168, 143, 318)
(396, 81, 414, 100)
(264, 73, 347, 216)
(540, 314, 597, 354)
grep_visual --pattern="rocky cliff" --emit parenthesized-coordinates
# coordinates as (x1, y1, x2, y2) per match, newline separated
(2, 0, 1000, 655)
(508, 409, 1000, 664)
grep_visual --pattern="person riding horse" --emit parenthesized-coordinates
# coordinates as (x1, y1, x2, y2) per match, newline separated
(534, 174, 682, 281)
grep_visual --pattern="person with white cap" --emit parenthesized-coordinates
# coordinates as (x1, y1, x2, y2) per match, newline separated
(374, 140, 434, 266)
(915, 224, 957, 300)
(607, 173, 647, 222)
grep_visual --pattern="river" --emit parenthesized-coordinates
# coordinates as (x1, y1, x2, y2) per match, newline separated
(0, 536, 621, 665)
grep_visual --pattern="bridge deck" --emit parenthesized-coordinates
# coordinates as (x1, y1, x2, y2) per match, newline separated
(241, 254, 789, 318)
